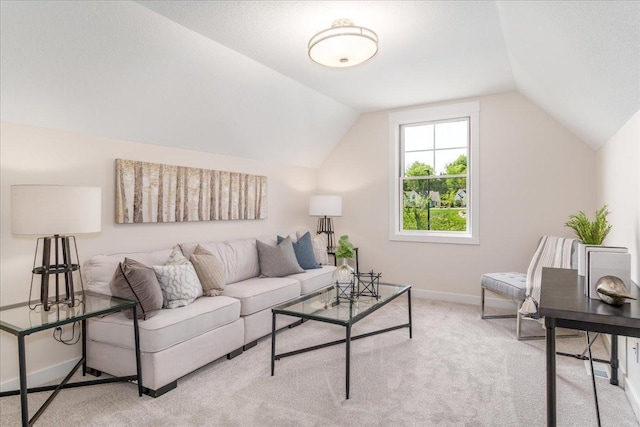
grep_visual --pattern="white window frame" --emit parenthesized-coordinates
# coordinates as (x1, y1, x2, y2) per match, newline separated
(388, 101, 480, 245)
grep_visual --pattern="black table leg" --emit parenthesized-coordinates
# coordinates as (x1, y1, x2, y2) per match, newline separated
(271, 311, 276, 376)
(546, 318, 557, 427)
(586, 331, 602, 427)
(408, 289, 413, 339)
(18, 335, 28, 427)
(82, 319, 87, 376)
(132, 307, 143, 396)
(610, 334, 619, 385)
(346, 325, 351, 399)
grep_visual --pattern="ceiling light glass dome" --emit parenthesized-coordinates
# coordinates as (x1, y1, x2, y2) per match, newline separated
(308, 19, 378, 68)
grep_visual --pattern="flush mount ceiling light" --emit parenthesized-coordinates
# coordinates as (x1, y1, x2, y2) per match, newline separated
(308, 18, 378, 68)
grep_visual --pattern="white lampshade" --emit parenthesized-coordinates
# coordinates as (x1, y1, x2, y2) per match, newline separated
(308, 19, 378, 68)
(309, 195, 342, 217)
(11, 185, 102, 235)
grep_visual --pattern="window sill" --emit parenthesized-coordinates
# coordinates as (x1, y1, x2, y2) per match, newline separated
(389, 231, 479, 245)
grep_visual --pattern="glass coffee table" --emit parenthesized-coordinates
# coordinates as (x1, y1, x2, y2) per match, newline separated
(271, 283, 412, 399)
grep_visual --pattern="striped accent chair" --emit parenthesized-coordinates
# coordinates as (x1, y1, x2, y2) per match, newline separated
(480, 238, 579, 340)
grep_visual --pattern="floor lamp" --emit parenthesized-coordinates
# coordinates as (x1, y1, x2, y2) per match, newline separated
(11, 185, 102, 311)
(309, 195, 342, 250)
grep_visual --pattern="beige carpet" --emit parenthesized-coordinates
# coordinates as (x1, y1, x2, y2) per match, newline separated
(1, 297, 638, 426)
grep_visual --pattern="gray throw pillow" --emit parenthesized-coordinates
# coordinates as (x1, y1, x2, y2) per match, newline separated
(278, 231, 320, 270)
(257, 237, 305, 277)
(109, 258, 163, 320)
(190, 245, 226, 296)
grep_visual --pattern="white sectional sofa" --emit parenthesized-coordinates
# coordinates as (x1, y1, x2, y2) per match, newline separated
(83, 235, 336, 397)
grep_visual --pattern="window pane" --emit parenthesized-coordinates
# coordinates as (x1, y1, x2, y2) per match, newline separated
(435, 120, 468, 149)
(402, 177, 467, 231)
(404, 151, 434, 175)
(434, 149, 467, 175)
(404, 124, 434, 151)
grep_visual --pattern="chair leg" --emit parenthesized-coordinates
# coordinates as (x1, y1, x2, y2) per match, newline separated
(517, 302, 522, 340)
(481, 287, 486, 318)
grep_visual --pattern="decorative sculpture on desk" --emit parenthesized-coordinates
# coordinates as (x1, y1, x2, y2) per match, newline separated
(596, 275, 637, 306)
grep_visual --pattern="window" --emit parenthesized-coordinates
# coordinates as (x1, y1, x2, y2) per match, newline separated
(389, 101, 479, 244)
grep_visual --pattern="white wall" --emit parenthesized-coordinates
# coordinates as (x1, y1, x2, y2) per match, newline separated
(596, 109, 640, 285)
(0, 122, 316, 385)
(596, 109, 640, 419)
(317, 92, 596, 299)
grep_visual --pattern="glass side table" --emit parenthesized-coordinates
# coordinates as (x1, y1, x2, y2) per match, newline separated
(0, 291, 143, 426)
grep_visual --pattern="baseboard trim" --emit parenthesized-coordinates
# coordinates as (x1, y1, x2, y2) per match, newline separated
(625, 375, 640, 423)
(410, 288, 515, 310)
(0, 357, 81, 393)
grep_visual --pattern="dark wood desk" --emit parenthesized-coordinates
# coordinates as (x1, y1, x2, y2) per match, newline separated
(539, 267, 640, 427)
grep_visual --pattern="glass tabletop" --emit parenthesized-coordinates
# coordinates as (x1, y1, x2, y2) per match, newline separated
(273, 283, 410, 325)
(0, 291, 136, 335)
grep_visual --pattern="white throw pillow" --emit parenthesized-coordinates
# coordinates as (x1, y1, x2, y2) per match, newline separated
(153, 264, 202, 309)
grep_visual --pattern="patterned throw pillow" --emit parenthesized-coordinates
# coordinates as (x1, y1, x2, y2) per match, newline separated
(110, 258, 164, 320)
(257, 237, 305, 277)
(167, 244, 191, 265)
(190, 245, 226, 296)
(152, 245, 203, 308)
(153, 264, 202, 309)
(278, 231, 320, 270)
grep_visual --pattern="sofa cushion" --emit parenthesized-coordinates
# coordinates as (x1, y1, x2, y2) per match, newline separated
(286, 265, 336, 295)
(84, 248, 173, 296)
(181, 238, 259, 285)
(257, 237, 304, 278)
(153, 264, 202, 309)
(109, 258, 164, 320)
(481, 272, 527, 302)
(190, 245, 226, 296)
(87, 296, 241, 353)
(222, 277, 300, 316)
(278, 232, 320, 270)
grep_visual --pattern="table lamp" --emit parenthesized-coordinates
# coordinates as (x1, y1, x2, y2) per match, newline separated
(11, 185, 101, 311)
(309, 195, 342, 250)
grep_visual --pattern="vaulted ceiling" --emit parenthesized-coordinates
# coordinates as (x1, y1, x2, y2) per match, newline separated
(1, 1, 638, 168)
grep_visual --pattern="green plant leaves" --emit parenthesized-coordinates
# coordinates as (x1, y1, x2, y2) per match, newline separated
(335, 235, 355, 259)
(564, 205, 612, 245)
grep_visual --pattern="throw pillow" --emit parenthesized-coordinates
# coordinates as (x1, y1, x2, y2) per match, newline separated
(278, 231, 320, 270)
(166, 244, 190, 265)
(153, 264, 202, 309)
(109, 258, 163, 320)
(298, 231, 329, 265)
(190, 245, 226, 296)
(257, 237, 305, 277)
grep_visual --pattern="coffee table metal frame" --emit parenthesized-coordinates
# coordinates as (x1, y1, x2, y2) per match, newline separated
(0, 291, 143, 426)
(270, 283, 412, 399)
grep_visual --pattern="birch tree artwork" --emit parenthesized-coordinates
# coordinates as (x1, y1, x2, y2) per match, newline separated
(115, 159, 267, 224)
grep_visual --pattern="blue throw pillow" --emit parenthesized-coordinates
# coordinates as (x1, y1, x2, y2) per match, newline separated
(277, 232, 321, 270)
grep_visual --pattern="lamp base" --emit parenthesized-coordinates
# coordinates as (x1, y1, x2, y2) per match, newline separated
(316, 216, 335, 250)
(32, 235, 81, 311)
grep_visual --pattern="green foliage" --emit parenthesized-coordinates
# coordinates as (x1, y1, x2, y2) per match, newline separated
(401, 155, 468, 232)
(564, 205, 612, 245)
(335, 235, 355, 259)
(402, 208, 466, 232)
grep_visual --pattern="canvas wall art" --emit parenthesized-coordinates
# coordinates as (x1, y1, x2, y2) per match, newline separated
(115, 159, 267, 224)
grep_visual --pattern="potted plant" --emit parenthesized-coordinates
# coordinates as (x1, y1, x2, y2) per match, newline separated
(565, 205, 612, 245)
(565, 205, 612, 275)
(335, 235, 355, 260)
(332, 235, 356, 291)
